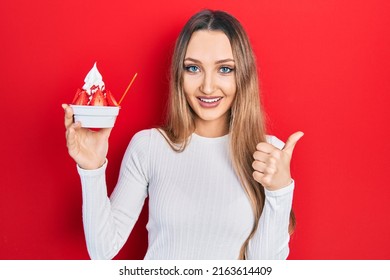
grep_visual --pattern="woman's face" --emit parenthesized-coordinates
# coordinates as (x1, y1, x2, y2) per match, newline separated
(183, 30, 236, 136)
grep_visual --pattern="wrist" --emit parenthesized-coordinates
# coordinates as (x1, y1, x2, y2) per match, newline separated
(265, 178, 293, 191)
(77, 159, 108, 177)
(264, 180, 295, 197)
(78, 159, 107, 170)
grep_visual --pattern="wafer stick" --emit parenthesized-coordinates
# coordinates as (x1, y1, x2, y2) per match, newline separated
(119, 72, 138, 105)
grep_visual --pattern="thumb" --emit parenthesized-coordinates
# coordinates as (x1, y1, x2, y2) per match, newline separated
(282, 131, 304, 156)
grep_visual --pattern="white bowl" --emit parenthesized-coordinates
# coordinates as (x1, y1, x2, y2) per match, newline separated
(70, 105, 120, 128)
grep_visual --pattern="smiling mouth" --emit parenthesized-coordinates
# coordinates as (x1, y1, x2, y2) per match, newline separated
(197, 97, 223, 103)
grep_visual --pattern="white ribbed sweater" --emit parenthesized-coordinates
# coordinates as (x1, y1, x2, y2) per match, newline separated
(77, 129, 294, 260)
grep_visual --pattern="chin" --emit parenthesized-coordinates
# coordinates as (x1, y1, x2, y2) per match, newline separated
(196, 110, 229, 123)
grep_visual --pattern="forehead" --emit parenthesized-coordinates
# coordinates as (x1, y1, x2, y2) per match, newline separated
(185, 30, 234, 61)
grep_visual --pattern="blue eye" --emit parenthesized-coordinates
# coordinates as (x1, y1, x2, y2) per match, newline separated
(219, 66, 234, 73)
(185, 65, 200, 73)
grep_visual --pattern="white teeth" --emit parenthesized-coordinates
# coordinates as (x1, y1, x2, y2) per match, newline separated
(199, 97, 221, 103)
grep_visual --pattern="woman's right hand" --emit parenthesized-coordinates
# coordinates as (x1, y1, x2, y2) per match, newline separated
(62, 104, 112, 170)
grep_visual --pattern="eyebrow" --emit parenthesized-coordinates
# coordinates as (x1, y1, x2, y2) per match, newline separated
(184, 57, 235, 64)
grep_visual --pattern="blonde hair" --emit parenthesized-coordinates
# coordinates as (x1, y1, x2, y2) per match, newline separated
(161, 9, 295, 259)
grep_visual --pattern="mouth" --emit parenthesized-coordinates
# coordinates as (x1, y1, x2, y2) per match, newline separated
(196, 96, 223, 108)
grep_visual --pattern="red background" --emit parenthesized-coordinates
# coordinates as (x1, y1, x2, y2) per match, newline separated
(1, 0, 389, 260)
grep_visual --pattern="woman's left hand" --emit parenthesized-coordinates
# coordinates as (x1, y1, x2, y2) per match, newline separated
(252, 131, 304, 191)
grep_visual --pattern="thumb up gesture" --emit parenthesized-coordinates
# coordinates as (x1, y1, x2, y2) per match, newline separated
(252, 131, 304, 191)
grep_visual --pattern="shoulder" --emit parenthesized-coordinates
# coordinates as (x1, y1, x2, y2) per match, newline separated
(125, 128, 169, 164)
(129, 128, 166, 149)
(123, 129, 156, 165)
(131, 129, 153, 141)
(130, 128, 161, 142)
(266, 135, 285, 150)
(130, 129, 151, 146)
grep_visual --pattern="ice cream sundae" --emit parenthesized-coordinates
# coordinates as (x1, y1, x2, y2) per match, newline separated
(72, 62, 119, 107)
(70, 62, 120, 128)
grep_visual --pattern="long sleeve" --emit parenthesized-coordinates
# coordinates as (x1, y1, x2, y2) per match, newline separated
(76, 129, 297, 260)
(247, 182, 294, 259)
(77, 130, 150, 260)
(247, 135, 295, 259)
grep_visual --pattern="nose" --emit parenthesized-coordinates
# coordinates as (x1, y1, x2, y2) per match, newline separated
(200, 72, 216, 95)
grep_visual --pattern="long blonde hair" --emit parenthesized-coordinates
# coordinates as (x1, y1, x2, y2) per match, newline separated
(161, 9, 295, 259)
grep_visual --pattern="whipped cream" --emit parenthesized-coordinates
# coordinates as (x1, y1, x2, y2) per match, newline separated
(82, 62, 105, 94)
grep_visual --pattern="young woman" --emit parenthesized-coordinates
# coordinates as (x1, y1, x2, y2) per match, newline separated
(63, 9, 303, 260)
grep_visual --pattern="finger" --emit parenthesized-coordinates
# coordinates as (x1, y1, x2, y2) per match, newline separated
(66, 125, 78, 151)
(283, 131, 304, 156)
(253, 150, 269, 162)
(63, 104, 74, 129)
(252, 170, 265, 184)
(256, 142, 276, 154)
(66, 121, 81, 143)
(72, 121, 81, 129)
(99, 127, 113, 138)
(252, 160, 266, 173)
(253, 171, 273, 187)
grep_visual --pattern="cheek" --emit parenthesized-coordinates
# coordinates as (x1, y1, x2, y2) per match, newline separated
(182, 76, 197, 110)
(182, 78, 191, 95)
(220, 77, 237, 97)
(183, 75, 200, 95)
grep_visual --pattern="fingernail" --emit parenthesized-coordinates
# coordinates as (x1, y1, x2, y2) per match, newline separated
(62, 104, 67, 109)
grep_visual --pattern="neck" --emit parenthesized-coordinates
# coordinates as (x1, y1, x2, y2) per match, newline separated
(194, 117, 229, 138)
